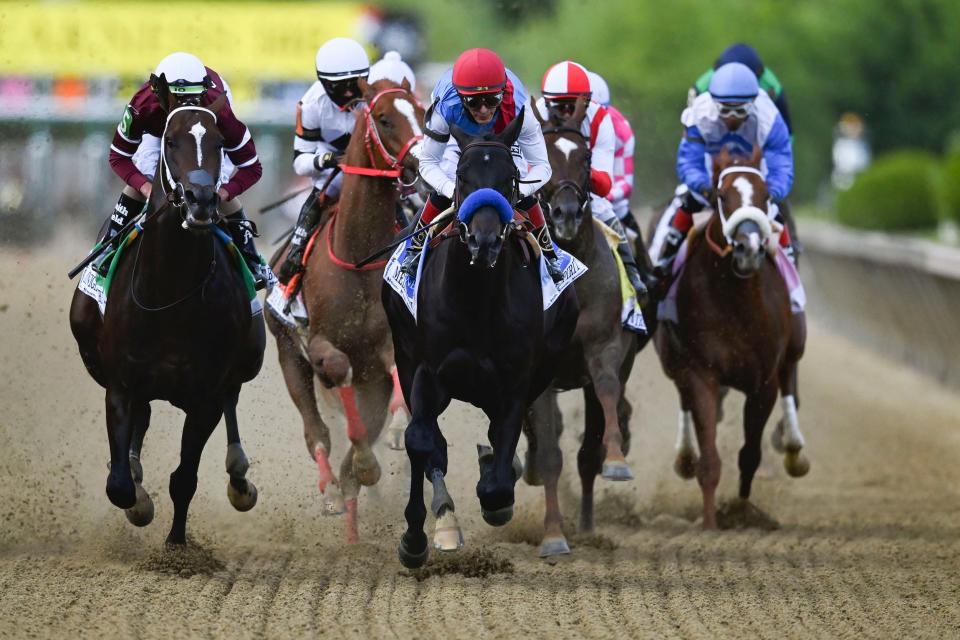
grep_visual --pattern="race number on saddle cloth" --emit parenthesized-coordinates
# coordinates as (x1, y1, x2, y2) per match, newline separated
(78, 226, 263, 318)
(383, 189, 587, 321)
(109, 67, 259, 199)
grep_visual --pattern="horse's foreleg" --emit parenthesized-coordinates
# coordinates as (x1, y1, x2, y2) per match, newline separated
(104, 387, 137, 510)
(529, 390, 569, 557)
(578, 385, 605, 534)
(398, 367, 449, 568)
(223, 387, 258, 513)
(478, 398, 525, 526)
(124, 401, 154, 527)
(681, 374, 721, 529)
(274, 326, 339, 505)
(167, 402, 223, 545)
(588, 355, 634, 481)
(738, 380, 779, 500)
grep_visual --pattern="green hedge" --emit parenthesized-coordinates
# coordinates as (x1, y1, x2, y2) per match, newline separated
(942, 152, 960, 223)
(836, 151, 942, 230)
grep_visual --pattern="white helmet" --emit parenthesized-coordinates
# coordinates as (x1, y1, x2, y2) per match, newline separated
(153, 52, 208, 96)
(315, 37, 370, 81)
(587, 71, 610, 107)
(368, 51, 416, 92)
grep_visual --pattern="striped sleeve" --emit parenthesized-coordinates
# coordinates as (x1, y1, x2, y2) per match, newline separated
(108, 104, 149, 191)
(219, 107, 262, 199)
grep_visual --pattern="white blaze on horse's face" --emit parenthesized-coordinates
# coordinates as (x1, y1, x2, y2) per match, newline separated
(188, 121, 206, 167)
(393, 99, 422, 137)
(732, 176, 755, 210)
(554, 137, 579, 161)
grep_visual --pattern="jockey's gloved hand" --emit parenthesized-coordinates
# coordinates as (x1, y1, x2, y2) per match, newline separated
(679, 188, 709, 213)
(314, 152, 339, 171)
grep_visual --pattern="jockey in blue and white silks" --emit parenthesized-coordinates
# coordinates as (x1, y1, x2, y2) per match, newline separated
(651, 62, 795, 277)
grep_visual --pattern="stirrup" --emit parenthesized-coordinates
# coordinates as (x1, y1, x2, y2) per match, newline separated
(544, 256, 564, 283)
(400, 247, 422, 277)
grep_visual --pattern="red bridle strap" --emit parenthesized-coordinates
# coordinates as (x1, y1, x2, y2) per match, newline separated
(339, 87, 423, 180)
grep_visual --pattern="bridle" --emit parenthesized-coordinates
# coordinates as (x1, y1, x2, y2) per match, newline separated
(339, 87, 423, 187)
(540, 125, 592, 209)
(158, 105, 222, 223)
(454, 138, 524, 208)
(706, 165, 773, 257)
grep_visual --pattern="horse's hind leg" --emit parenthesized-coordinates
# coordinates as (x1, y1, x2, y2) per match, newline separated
(124, 401, 155, 527)
(428, 428, 462, 552)
(167, 402, 223, 545)
(224, 386, 258, 512)
(270, 320, 340, 513)
(772, 314, 810, 477)
(578, 385, 605, 534)
(588, 358, 634, 481)
(528, 390, 569, 557)
(104, 387, 138, 510)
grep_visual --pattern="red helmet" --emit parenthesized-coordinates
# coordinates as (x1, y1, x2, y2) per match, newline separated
(542, 60, 592, 99)
(453, 48, 506, 95)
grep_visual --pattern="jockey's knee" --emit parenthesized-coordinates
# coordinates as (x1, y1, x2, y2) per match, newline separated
(220, 197, 243, 216)
(516, 196, 545, 226)
(121, 184, 147, 202)
(428, 192, 452, 211)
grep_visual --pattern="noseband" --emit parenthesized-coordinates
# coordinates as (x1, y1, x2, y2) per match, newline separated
(708, 165, 773, 257)
(340, 87, 423, 185)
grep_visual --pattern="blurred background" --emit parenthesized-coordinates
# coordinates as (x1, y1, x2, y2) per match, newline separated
(2, 0, 960, 246)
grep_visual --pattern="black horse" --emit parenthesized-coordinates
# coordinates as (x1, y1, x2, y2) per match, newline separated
(69, 93, 265, 545)
(383, 111, 580, 568)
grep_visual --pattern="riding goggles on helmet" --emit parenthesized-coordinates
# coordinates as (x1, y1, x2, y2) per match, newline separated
(321, 76, 365, 108)
(546, 98, 579, 117)
(715, 101, 754, 119)
(461, 91, 503, 110)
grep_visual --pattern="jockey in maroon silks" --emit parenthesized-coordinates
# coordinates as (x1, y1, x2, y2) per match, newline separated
(102, 52, 269, 288)
(402, 48, 563, 281)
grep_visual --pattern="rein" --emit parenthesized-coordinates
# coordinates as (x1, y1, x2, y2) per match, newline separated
(324, 211, 389, 271)
(339, 88, 422, 183)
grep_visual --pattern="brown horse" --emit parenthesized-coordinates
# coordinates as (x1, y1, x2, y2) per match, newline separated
(654, 147, 808, 529)
(523, 100, 638, 556)
(69, 97, 265, 544)
(266, 78, 423, 543)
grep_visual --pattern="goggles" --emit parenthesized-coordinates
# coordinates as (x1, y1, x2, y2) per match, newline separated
(321, 76, 364, 108)
(461, 92, 504, 110)
(546, 98, 580, 117)
(715, 101, 754, 119)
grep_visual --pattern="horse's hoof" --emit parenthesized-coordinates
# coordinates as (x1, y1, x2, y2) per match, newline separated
(784, 450, 810, 477)
(322, 485, 346, 516)
(165, 533, 187, 547)
(601, 459, 634, 481)
(124, 483, 154, 527)
(352, 449, 382, 487)
(227, 478, 258, 512)
(771, 420, 786, 453)
(481, 504, 514, 527)
(129, 454, 144, 484)
(398, 531, 429, 569)
(673, 454, 698, 480)
(433, 511, 464, 552)
(538, 536, 571, 558)
(106, 474, 137, 510)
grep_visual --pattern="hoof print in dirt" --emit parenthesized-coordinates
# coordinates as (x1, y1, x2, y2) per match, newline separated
(716, 499, 780, 531)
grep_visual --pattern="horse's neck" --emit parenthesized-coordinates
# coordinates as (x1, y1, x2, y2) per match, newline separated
(137, 198, 213, 291)
(333, 121, 399, 263)
(569, 209, 597, 259)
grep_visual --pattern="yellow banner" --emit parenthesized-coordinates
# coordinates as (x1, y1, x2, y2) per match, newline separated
(0, 1, 365, 82)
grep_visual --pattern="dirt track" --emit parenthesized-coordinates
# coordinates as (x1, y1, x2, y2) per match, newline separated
(1, 232, 959, 639)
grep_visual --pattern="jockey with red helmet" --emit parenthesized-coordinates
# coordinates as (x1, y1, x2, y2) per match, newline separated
(534, 61, 647, 300)
(102, 52, 268, 287)
(401, 48, 562, 281)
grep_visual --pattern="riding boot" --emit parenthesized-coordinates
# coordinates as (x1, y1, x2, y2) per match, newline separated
(648, 227, 684, 299)
(277, 188, 322, 285)
(534, 223, 565, 283)
(608, 217, 649, 307)
(94, 190, 144, 276)
(400, 195, 446, 277)
(226, 208, 270, 291)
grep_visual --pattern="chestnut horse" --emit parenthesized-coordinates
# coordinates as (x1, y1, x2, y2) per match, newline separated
(654, 147, 808, 529)
(69, 97, 265, 544)
(523, 100, 638, 557)
(266, 78, 423, 544)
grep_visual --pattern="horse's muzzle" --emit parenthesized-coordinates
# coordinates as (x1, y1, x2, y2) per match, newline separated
(467, 233, 503, 269)
(732, 238, 763, 278)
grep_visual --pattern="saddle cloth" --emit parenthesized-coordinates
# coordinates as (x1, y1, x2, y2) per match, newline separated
(593, 219, 647, 335)
(78, 226, 262, 318)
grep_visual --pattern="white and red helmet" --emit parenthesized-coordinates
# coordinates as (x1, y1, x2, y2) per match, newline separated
(542, 60, 592, 100)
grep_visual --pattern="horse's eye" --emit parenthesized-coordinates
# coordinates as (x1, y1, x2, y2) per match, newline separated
(165, 136, 177, 148)
(378, 116, 392, 128)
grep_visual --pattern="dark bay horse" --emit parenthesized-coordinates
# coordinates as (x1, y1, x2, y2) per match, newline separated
(69, 96, 265, 545)
(522, 99, 639, 557)
(654, 147, 808, 529)
(383, 111, 580, 568)
(266, 78, 423, 544)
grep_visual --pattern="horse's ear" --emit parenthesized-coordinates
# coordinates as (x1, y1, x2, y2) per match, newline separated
(209, 93, 227, 115)
(531, 96, 548, 127)
(498, 105, 525, 148)
(358, 76, 373, 99)
(570, 95, 589, 127)
(151, 73, 171, 112)
(750, 144, 762, 167)
(450, 123, 472, 150)
(400, 77, 411, 92)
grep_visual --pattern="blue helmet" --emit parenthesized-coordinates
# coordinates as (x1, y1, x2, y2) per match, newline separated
(715, 43, 764, 77)
(708, 62, 759, 103)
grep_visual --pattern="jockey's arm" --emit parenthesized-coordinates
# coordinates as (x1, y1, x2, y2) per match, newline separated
(516, 111, 551, 198)
(108, 104, 151, 194)
(608, 124, 635, 203)
(418, 105, 456, 199)
(589, 111, 615, 198)
(293, 137, 337, 178)
(218, 105, 262, 200)
(762, 114, 794, 202)
(676, 126, 711, 197)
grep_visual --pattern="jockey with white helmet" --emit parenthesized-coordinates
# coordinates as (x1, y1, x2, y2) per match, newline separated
(277, 37, 372, 285)
(103, 52, 269, 287)
(402, 48, 563, 281)
(535, 61, 647, 300)
(650, 62, 794, 287)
